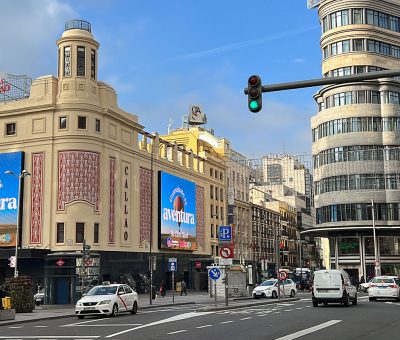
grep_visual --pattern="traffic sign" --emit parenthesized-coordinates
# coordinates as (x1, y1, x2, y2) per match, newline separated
(218, 225, 232, 243)
(220, 245, 233, 258)
(56, 259, 65, 267)
(279, 270, 288, 281)
(209, 267, 221, 280)
(169, 257, 177, 272)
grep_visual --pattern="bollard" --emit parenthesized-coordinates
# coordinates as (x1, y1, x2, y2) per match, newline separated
(4, 297, 11, 309)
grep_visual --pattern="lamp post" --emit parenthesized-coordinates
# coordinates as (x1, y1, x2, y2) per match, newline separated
(4, 169, 31, 277)
(368, 199, 380, 277)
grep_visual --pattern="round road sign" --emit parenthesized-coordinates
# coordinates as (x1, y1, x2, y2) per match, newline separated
(279, 270, 287, 281)
(220, 246, 232, 258)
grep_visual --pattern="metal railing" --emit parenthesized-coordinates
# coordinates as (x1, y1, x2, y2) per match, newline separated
(65, 20, 91, 33)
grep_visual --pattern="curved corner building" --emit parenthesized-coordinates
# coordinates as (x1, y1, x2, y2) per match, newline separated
(309, 0, 400, 279)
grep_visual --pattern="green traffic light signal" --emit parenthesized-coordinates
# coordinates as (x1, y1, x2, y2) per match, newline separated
(247, 75, 262, 113)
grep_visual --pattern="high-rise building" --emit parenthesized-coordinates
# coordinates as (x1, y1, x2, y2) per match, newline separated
(306, 0, 400, 279)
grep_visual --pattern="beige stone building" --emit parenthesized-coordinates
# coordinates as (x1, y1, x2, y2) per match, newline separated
(306, 0, 400, 279)
(0, 20, 215, 303)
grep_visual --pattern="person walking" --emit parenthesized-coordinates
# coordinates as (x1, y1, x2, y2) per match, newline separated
(180, 280, 187, 296)
(159, 280, 166, 298)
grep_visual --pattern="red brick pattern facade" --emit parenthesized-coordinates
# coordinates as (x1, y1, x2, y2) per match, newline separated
(30, 153, 43, 244)
(57, 151, 100, 211)
(139, 167, 152, 245)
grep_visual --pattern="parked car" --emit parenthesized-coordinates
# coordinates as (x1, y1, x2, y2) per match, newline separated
(34, 289, 45, 306)
(252, 279, 297, 299)
(368, 276, 400, 301)
(75, 281, 138, 319)
(312, 269, 357, 307)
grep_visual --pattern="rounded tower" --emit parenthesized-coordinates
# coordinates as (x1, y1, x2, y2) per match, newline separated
(310, 0, 400, 278)
(56, 20, 100, 102)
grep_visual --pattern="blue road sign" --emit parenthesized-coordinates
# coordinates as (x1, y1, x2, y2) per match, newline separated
(208, 267, 221, 280)
(218, 225, 232, 243)
(168, 258, 177, 272)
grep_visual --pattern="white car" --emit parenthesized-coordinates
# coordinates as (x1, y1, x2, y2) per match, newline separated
(359, 278, 373, 292)
(253, 279, 297, 299)
(368, 276, 400, 302)
(75, 282, 138, 319)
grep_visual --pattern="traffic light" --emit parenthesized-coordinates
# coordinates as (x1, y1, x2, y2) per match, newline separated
(8, 256, 16, 268)
(247, 75, 262, 113)
(82, 240, 91, 263)
(279, 242, 284, 256)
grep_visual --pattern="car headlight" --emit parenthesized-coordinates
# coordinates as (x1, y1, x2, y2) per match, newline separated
(76, 301, 83, 306)
(99, 300, 111, 305)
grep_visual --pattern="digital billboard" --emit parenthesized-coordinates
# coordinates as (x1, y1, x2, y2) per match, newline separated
(159, 171, 196, 251)
(0, 152, 23, 247)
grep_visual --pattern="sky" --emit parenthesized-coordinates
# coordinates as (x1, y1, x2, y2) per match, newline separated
(1, 0, 322, 159)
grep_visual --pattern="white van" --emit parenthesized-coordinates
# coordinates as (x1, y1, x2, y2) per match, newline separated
(312, 269, 357, 307)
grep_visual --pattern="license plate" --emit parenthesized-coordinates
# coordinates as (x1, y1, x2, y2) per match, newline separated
(255, 292, 262, 295)
(36, 298, 42, 301)
(83, 307, 95, 310)
(378, 286, 387, 289)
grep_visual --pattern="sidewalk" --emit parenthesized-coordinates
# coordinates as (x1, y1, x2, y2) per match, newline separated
(0, 291, 211, 326)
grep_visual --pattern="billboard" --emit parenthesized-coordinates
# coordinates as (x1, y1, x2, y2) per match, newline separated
(0, 152, 24, 247)
(159, 171, 197, 251)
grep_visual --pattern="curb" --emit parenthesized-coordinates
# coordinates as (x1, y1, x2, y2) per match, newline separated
(0, 301, 196, 326)
(196, 297, 300, 312)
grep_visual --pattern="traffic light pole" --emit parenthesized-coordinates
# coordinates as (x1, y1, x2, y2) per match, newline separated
(244, 69, 400, 96)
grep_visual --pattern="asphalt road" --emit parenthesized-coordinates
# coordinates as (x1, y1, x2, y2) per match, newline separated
(1, 294, 400, 339)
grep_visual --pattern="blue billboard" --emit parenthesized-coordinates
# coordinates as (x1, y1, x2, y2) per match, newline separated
(0, 152, 24, 247)
(159, 171, 197, 251)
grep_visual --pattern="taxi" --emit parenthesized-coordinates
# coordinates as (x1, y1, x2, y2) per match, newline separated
(368, 276, 400, 302)
(75, 281, 138, 319)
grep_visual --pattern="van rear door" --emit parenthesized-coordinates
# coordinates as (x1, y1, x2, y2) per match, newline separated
(314, 271, 342, 298)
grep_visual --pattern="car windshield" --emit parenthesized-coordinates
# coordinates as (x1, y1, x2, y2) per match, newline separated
(261, 280, 277, 286)
(371, 278, 394, 284)
(86, 286, 117, 296)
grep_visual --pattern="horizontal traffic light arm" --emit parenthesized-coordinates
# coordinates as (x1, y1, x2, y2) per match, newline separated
(244, 69, 400, 94)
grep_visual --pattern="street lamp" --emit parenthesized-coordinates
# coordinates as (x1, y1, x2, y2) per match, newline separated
(367, 199, 380, 277)
(4, 169, 31, 277)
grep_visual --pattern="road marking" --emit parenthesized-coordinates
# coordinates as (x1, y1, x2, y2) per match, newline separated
(240, 317, 252, 320)
(220, 320, 234, 324)
(167, 330, 187, 334)
(34, 326, 48, 328)
(106, 311, 213, 338)
(196, 324, 213, 328)
(8, 326, 23, 328)
(296, 307, 303, 310)
(275, 320, 342, 340)
(0, 337, 100, 339)
(278, 303, 294, 306)
(284, 309, 293, 312)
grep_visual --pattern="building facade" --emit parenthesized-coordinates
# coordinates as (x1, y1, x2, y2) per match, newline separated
(309, 0, 400, 280)
(0, 20, 215, 303)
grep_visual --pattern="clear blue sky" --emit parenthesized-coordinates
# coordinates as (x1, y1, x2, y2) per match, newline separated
(1, 0, 322, 157)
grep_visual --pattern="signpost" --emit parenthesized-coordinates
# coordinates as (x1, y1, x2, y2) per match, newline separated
(218, 225, 232, 243)
(209, 267, 221, 307)
(169, 258, 177, 303)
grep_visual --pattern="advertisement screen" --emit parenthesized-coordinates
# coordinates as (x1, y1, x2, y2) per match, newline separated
(0, 152, 23, 247)
(159, 171, 196, 251)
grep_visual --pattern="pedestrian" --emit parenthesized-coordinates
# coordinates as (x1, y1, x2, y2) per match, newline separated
(180, 280, 187, 296)
(159, 280, 166, 298)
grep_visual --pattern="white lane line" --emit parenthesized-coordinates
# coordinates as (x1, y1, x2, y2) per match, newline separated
(220, 320, 234, 324)
(74, 324, 143, 327)
(105, 311, 213, 338)
(8, 326, 23, 328)
(167, 330, 187, 335)
(196, 324, 213, 328)
(278, 303, 294, 306)
(34, 326, 48, 328)
(296, 307, 303, 310)
(284, 310, 293, 312)
(240, 317, 252, 320)
(275, 320, 342, 340)
(0, 337, 100, 339)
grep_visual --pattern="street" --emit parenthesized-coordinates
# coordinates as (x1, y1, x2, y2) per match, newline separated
(1, 293, 400, 339)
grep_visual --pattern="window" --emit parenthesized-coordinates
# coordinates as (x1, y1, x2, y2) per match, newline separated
(78, 116, 87, 129)
(353, 39, 364, 51)
(94, 223, 99, 243)
(77, 46, 85, 77)
(353, 9, 363, 24)
(64, 46, 71, 77)
(5, 123, 16, 135)
(76, 223, 84, 243)
(59, 116, 67, 129)
(56, 223, 65, 243)
(210, 185, 214, 199)
(95, 119, 101, 132)
(91, 49, 96, 80)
